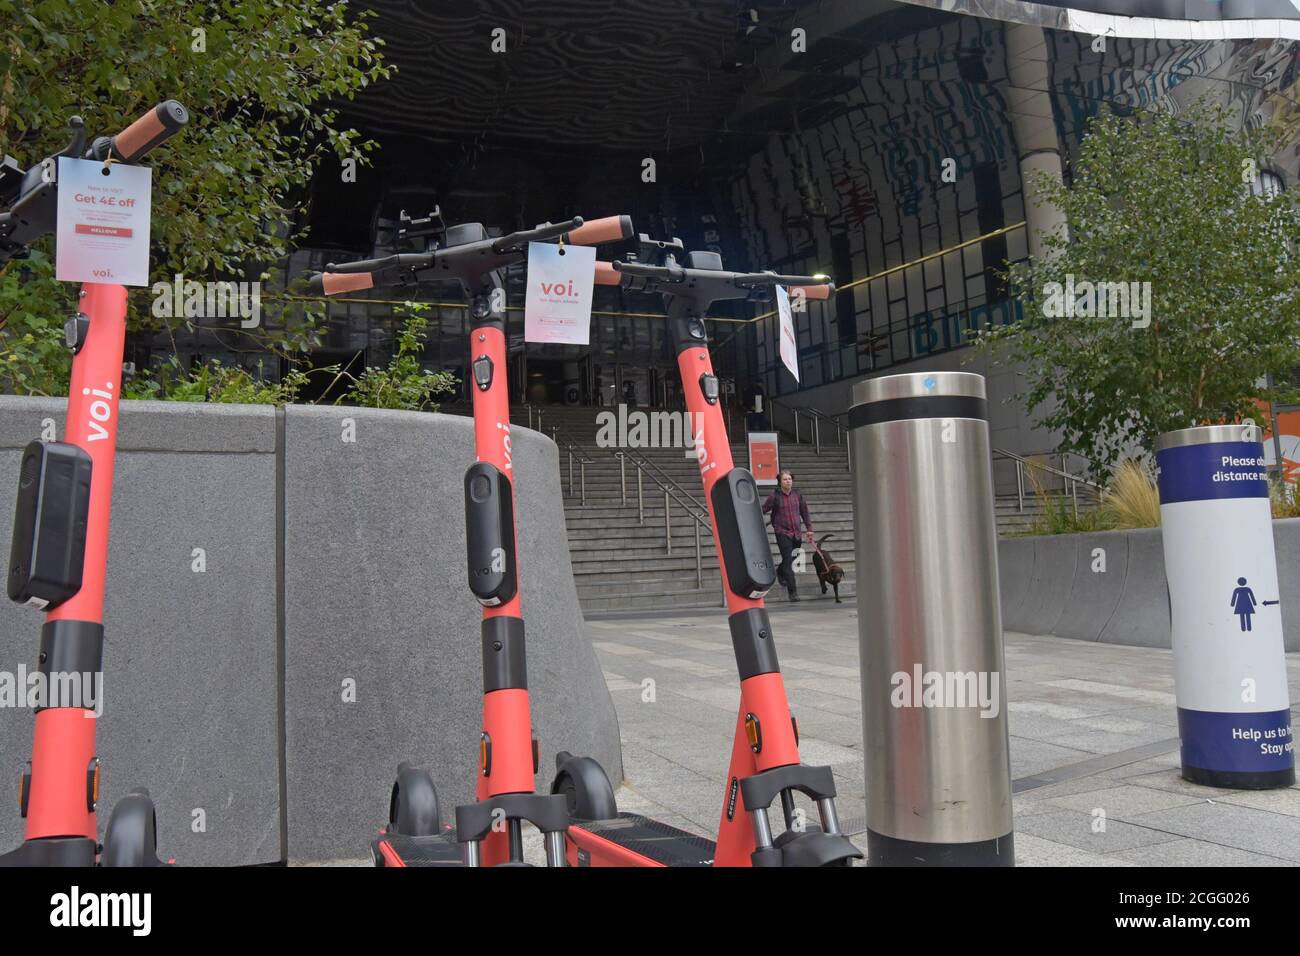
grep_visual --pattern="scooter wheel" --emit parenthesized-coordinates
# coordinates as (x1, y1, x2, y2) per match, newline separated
(550, 752, 617, 821)
(389, 763, 441, 837)
(102, 788, 165, 867)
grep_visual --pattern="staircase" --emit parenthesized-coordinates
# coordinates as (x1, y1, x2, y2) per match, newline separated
(510, 404, 856, 614)
(441, 402, 1098, 615)
(994, 492, 1098, 535)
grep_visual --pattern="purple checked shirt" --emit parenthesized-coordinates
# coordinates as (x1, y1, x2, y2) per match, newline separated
(762, 488, 813, 538)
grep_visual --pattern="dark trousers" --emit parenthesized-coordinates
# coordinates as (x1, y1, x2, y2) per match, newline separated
(775, 533, 801, 596)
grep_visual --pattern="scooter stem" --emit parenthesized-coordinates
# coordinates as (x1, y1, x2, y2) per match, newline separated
(24, 282, 125, 844)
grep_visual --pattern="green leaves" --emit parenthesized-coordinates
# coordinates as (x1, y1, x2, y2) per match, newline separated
(342, 305, 457, 411)
(980, 100, 1300, 477)
(0, 251, 71, 396)
(0, 0, 389, 395)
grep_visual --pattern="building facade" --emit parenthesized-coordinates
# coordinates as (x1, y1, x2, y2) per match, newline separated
(134, 0, 1300, 465)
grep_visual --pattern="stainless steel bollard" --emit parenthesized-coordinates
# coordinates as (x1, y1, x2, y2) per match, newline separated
(850, 371, 1014, 866)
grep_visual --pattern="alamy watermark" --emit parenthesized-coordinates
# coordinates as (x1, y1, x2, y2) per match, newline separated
(0, 667, 103, 716)
(890, 665, 1001, 718)
(1041, 275, 1152, 329)
(595, 404, 704, 459)
(50, 886, 150, 936)
(151, 274, 261, 329)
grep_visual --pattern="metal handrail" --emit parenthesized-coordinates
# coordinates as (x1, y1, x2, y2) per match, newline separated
(992, 447, 1102, 518)
(615, 450, 710, 529)
(624, 448, 709, 515)
(614, 449, 720, 600)
(553, 434, 592, 506)
(768, 398, 847, 456)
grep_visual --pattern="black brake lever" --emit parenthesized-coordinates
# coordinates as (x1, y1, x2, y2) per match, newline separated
(492, 217, 582, 254)
(57, 116, 87, 160)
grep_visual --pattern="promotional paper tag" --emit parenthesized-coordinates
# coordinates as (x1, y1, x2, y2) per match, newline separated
(776, 285, 800, 382)
(55, 157, 152, 286)
(524, 241, 595, 345)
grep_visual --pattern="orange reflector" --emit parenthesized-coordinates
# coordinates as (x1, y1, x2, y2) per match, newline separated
(744, 713, 762, 753)
(479, 733, 491, 776)
(86, 757, 101, 812)
(17, 775, 24, 811)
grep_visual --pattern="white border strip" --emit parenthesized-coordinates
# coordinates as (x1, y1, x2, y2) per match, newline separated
(898, 1, 1300, 40)
(1067, 10, 1300, 41)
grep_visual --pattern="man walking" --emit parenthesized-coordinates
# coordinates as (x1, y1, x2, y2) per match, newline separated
(762, 470, 814, 601)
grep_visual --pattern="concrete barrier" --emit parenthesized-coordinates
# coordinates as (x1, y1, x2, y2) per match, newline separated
(1096, 528, 1171, 649)
(282, 406, 621, 862)
(999, 523, 1300, 652)
(1018, 534, 1079, 636)
(0, 398, 280, 866)
(1272, 518, 1300, 653)
(996, 537, 1034, 631)
(0, 398, 619, 865)
(1054, 531, 1129, 643)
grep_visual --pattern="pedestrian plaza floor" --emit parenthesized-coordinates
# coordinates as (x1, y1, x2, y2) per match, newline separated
(586, 603, 1300, 866)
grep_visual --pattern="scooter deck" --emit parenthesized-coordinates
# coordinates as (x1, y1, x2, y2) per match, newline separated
(373, 828, 463, 867)
(568, 813, 715, 867)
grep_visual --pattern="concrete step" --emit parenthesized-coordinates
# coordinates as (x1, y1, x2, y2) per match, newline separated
(560, 500, 856, 517)
(580, 578, 859, 611)
(570, 549, 851, 569)
(560, 479, 858, 493)
(564, 521, 858, 542)
(530, 404, 858, 614)
(575, 560, 857, 584)
(562, 521, 856, 539)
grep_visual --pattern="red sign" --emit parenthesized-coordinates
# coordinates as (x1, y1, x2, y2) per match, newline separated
(74, 224, 133, 238)
(748, 432, 780, 486)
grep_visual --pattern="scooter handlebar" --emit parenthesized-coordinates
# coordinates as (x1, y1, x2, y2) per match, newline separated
(793, 282, 834, 300)
(731, 271, 835, 300)
(493, 217, 583, 254)
(308, 252, 433, 296)
(309, 215, 637, 296)
(594, 261, 622, 286)
(611, 259, 686, 282)
(310, 271, 376, 296)
(731, 271, 831, 288)
(566, 215, 634, 246)
(88, 100, 189, 164)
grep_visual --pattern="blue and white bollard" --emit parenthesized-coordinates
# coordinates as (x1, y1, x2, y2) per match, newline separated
(1156, 423, 1295, 789)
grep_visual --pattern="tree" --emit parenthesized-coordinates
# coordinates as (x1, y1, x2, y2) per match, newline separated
(0, 0, 391, 392)
(979, 100, 1300, 476)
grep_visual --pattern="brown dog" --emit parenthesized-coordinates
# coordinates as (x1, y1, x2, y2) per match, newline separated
(810, 533, 844, 603)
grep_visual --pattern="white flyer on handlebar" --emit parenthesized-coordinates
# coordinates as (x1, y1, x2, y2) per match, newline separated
(524, 240, 595, 345)
(777, 285, 800, 383)
(55, 157, 152, 286)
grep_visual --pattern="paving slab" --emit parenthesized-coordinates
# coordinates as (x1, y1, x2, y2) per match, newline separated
(590, 605, 1300, 866)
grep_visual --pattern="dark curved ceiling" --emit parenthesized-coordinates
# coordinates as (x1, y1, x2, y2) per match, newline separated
(344, 0, 811, 149)
(309, 0, 1300, 256)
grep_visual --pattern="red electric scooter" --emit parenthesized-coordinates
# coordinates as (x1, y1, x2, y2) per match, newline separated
(549, 235, 862, 866)
(309, 210, 634, 866)
(0, 101, 189, 866)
